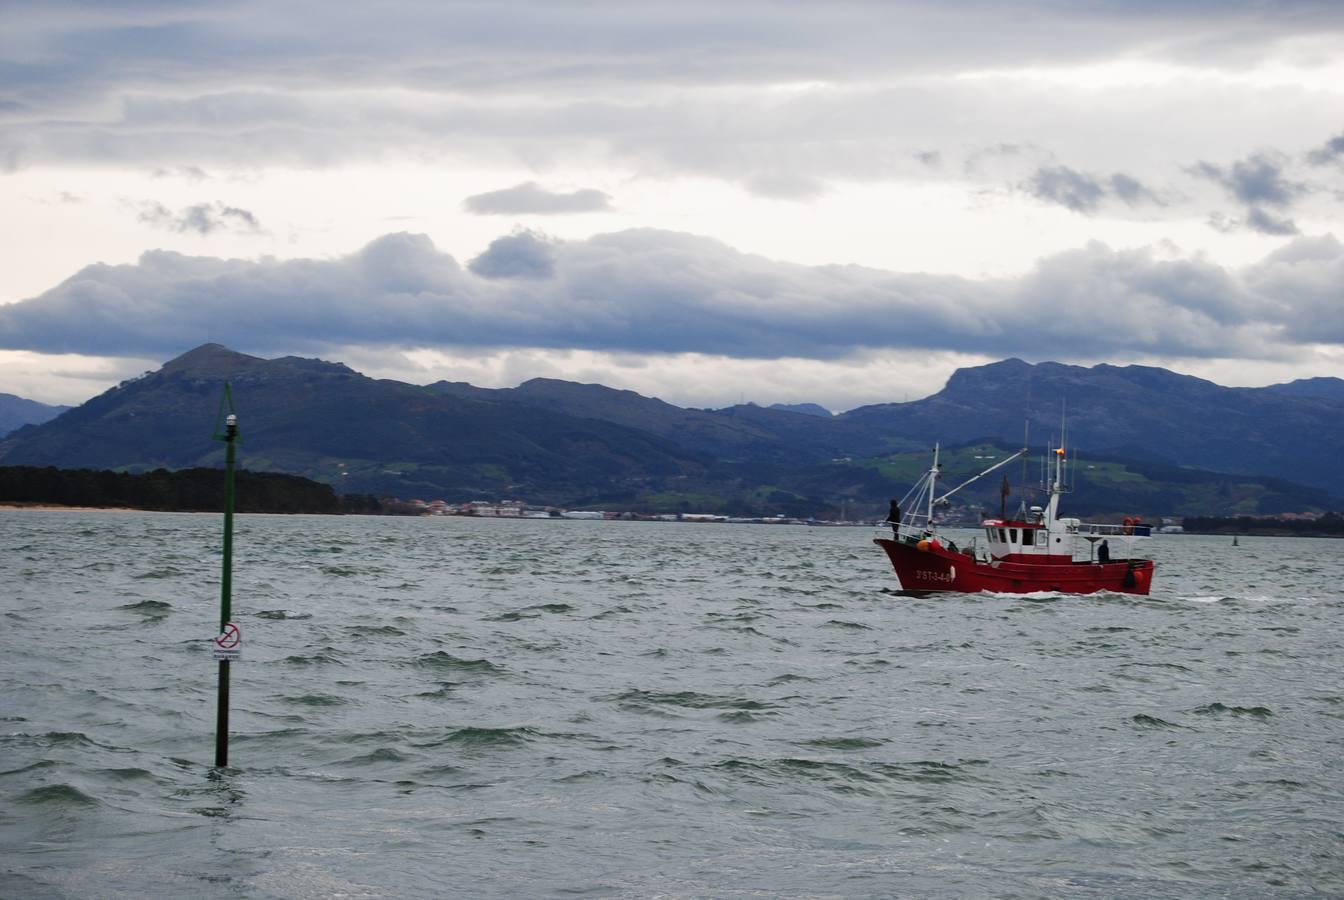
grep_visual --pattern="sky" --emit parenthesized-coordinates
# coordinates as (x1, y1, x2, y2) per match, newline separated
(2, 1, 1342, 412)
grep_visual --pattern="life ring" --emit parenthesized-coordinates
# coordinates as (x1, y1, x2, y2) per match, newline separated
(1122, 517, 1134, 535)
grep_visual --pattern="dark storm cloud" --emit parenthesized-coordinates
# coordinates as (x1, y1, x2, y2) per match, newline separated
(1243, 234, 1344, 342)
(1192, 151, 1316, 235)
(468, 231, 557, 278)
(1026, 166, 1162, 213)
(1307, 132, 1344, 165)
(1244, 208, 1299, 236)
(1108, 173, 1162, 206)
(137, 201, 262, 235)
(1191, 152, 1306, 207)
(10, 2, 1339, 99)
(1209, 209, 1300, 237)
(2, 1, 1339, 180)
(1027, 166, 1107, 213)
(463, 182, 613, 215)
(1, 228, 1335, 362)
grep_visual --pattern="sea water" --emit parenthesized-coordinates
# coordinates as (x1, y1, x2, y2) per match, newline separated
(2, 509, 1342, 898)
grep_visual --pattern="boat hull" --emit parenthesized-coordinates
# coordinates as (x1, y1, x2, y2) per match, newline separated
(874, 537, 1154, 596)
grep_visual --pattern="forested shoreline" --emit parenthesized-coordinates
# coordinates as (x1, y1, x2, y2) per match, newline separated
(1182, 513, 1344, 537)
(0, 466, 386, 514)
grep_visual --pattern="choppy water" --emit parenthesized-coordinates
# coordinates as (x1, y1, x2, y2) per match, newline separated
(2, 509, 1342, 898)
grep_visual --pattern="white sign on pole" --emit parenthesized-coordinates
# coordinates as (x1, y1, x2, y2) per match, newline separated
(211, 622, 242, 661)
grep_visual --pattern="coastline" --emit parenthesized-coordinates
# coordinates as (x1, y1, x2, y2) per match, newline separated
(0, 501, 137, 511)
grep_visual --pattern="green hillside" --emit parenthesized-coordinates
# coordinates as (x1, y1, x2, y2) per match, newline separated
(2, 345, 1339, 518)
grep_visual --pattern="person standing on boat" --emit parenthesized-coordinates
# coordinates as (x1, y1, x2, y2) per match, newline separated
(1097, 539, 1110, 563)
(885, 500, 900, 537)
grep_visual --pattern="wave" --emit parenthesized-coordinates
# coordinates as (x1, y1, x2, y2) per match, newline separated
(280, 693, 350, 707)
(796, 736, 887, 750)
(415, 726, 538, 750)
(132, 566, 187, 580)
(1, 759, 57, 777)
(493, 602, 576, 622)
(611, 689, 775, 712)
(416, 683, 455, 699)
(707, 756, 985, 792)
(346, 624, 405, 636)
(255, 609, 312, 620)
(766, 673, 816, 685)
(1130, 714, 1185, 729)
(339, 747, 408, 765)
(95, 766, 160, 782)
(588, 604, 633, 620)
(117, 599, 172, 613)
(0, 731, 121, 751)
(282, 651, 343, 666)
(529, 602, 574, 614)
(16, 783, 100, 807)
(409, 651, 503, 674)
(1191, 702, 1273, 718)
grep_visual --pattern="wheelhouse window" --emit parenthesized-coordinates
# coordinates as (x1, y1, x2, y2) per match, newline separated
(1009, 528, 1018, 543)
(1022, 529, 1035, 546)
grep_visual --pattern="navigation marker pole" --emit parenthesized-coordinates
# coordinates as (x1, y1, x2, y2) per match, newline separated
(212, 384, 240, 767)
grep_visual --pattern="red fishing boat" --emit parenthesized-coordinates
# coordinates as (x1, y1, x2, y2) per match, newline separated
(874, 442, 1155, 595)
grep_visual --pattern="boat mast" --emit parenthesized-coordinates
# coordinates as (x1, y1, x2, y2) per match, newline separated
(926, 443, 940, 530)
(1046, 411, 1066, 525)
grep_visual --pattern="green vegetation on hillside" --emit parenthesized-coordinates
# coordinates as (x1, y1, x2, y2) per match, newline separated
(1182, 514, 1344, 537)
(0, 466, 381, 514)
(826, 442, 1341, 520)
(3, 345, 1340, 519)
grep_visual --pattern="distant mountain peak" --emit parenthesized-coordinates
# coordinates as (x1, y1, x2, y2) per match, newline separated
(0, 393, 71, 437)
(517, 376, 621, 395)
(1265, 376, 1344, 401)
(513, 377, 677, 408)
(156, 344, 359, 381)
(769, 402, 833, 418)
(944, 357, 1221, 398)
(161, 343, 265, 376)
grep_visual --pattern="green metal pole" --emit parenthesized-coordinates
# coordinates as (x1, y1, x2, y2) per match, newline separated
(214, 411, 237, 767)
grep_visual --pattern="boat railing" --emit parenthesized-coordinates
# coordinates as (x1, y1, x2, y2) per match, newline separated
(1070, 521, 1148, 538)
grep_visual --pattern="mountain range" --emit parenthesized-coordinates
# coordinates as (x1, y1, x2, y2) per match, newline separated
(1, 343, 1340, 518)
(0, 393, 69, 438)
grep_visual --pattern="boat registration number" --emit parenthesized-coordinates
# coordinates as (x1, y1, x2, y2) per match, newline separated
(915, 569, 955, 583)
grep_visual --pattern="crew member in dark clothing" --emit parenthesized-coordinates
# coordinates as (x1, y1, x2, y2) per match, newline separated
(1097, 539, 1110, 563)
(885, 500, 900, 537)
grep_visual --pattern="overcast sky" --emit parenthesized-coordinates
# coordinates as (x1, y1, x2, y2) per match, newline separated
(2, 1, 1342, 410)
